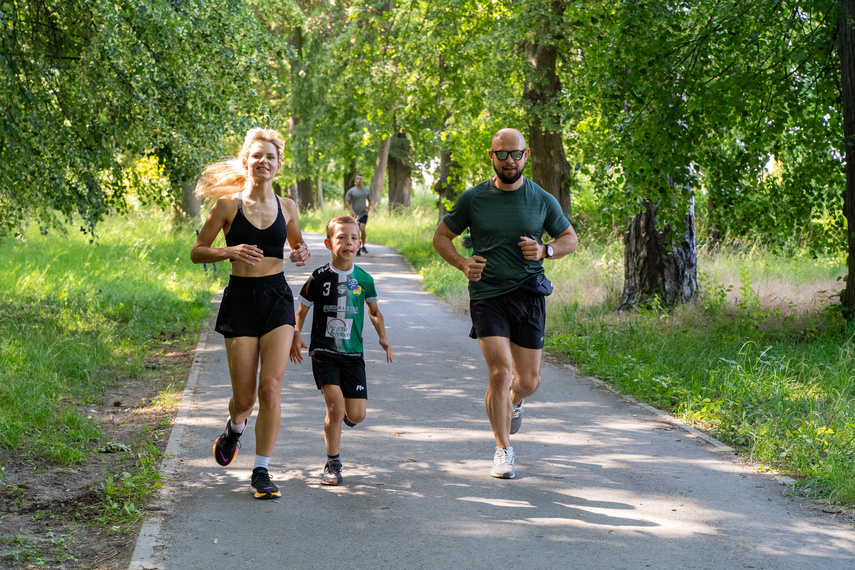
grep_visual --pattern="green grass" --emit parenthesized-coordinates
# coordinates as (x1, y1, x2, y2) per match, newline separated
(0, 209, 222, 464)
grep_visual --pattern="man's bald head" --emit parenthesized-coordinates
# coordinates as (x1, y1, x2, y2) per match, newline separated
(491, 128, 526, 150)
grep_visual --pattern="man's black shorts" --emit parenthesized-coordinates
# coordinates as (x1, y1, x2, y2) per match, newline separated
(310, 350, 367, 399)
(469, 287, 546, 349)
(215, 273, 296, 338)
(357, 213, 369, 225)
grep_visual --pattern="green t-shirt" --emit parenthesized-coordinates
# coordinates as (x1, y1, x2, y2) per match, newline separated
(442, 177, 571, 300)
(297, 263, 378, 357)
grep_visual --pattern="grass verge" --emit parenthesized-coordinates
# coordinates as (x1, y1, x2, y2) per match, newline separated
(0, 210, 221, 463)
(0, 208, 224, 565)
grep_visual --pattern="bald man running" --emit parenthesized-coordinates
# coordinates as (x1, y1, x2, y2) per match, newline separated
(433, 128, 578, 479)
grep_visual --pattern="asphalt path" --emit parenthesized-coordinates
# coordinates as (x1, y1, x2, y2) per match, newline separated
(130, 233, 855, 569)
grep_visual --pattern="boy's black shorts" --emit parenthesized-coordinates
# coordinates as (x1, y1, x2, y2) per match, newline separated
(311, 350, 367, 399)
(215, 273, 296, 338)
(469, 287, 546, 350)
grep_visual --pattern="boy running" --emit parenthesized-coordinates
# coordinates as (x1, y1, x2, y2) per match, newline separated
(290, 216, 393, 485)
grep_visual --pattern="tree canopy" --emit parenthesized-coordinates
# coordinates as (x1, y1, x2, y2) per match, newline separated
(3, 0, 853, 316)
(0, 0, 275, 234)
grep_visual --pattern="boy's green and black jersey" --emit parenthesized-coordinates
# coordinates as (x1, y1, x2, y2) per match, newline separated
(297, 263, 378, 357)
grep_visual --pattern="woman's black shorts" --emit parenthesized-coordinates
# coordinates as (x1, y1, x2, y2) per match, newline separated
(215, 273, 296, 338)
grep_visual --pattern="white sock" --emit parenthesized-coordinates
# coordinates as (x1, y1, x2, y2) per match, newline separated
(229, 419, 246, 434)
(254, 455, 270, 471)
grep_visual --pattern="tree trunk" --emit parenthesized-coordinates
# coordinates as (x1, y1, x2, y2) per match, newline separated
(523, 1, 574, 216)
(387, 132, 411, 210)
(433, 53, 462, 221)
(434, 147, 461, 221)
(344, 159, 357, 204)
(289, 26, 314, 211)
(840, 0, 855, 320)
(316, 171, 324, 209)
(171, 180, 200, 226)
(369, 137, 390, 209)
(295, 175, 314, 210)
(619, 197, 698, 310)
(705, 193, 722, 250)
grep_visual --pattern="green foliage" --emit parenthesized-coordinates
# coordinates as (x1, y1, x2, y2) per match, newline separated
(95, 440, 167, 529)
(544, 283, 855, 504)
(0, 0, 276, 236)
(578, 0, 844, 249)
(0, 208, 221, 464)
(258, 0, 526, 192)
(1, 532, 75, 567)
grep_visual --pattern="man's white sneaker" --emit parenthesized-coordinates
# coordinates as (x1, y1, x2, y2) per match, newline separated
(510, 400, 524, 434)
(491, 446, 515, 479)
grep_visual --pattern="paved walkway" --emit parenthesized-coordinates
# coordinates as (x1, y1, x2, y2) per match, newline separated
(130, 234, 855, 569)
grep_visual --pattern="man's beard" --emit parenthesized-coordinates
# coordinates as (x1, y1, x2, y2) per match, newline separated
(493, 162, 524, 184)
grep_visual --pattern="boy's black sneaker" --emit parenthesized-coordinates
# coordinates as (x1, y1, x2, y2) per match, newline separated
(213, 419, 243, 467)
(250, 467, 281, 499)
(321, 458, 343, 486)
(343, 414, 357, 428)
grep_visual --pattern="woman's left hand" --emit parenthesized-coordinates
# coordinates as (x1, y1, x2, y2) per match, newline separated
(290, 242, 309, 267)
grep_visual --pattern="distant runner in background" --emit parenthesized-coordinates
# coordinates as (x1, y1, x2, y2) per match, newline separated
(345, 174, 371, 255)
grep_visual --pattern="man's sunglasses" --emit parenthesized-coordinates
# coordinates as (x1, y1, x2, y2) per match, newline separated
(492, 149, 526, 161)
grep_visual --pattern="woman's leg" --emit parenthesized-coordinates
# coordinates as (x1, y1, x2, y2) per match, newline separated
(254, 324, 294, 457)
(224, 336, 261, 425)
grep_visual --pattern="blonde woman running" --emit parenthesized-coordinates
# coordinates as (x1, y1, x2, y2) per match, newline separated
(191, 127, 309, 499)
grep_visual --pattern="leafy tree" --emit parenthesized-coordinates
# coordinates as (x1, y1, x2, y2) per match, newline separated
(578, 0, 853, 314)
(0, 0, 276, 235)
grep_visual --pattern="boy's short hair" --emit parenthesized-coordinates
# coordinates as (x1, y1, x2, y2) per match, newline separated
(326, 215, 360, 239)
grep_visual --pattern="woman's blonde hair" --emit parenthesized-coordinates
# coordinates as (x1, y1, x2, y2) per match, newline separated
(195, 128, 285, 199)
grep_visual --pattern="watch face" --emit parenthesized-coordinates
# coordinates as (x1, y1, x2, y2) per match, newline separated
(546, 245, 553, 258)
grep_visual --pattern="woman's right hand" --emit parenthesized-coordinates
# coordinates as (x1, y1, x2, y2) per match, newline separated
(230, 244, 264, 265)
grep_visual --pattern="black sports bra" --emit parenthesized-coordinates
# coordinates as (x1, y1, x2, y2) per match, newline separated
(225, 195, 289, 259)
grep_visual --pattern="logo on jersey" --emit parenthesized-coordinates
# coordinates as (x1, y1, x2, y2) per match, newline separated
(337, 283, 348, 295)
(323, 304, 360, 314)
(347, 278, 362, 295)
(325, 317, 353, 339)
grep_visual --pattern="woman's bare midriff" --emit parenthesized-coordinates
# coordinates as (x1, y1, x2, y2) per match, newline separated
(229, 257, 285, 278)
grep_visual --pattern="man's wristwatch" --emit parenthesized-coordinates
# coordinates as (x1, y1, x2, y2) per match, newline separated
(544, 244, 554, 259)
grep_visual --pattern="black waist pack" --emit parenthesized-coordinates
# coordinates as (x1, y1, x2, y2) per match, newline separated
(517, 273, 554, 296)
